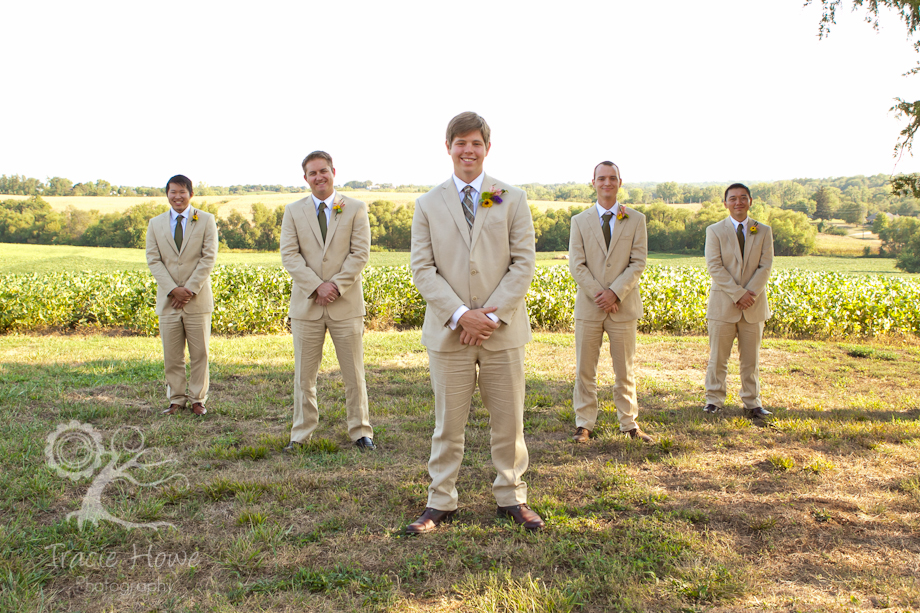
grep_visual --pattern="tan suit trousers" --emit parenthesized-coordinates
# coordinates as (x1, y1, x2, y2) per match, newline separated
(426, 345, 529, 511)
(291, 315, 372, 443)
(159, 312, 211, 406)
(705, 319, 764, 409)
(574, 318, 638, 432)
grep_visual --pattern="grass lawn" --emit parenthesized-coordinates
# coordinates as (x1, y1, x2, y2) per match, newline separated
(2, 331, 919, 611)
(4, 243, 918, 278)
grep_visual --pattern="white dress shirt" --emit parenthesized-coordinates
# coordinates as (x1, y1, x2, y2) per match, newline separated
(448, 172, 499, 330)
(169, 207, 190, 237)
(595, 201, 619, 232)
(730, 216, 750, 238)
(312, 190, 337, 224)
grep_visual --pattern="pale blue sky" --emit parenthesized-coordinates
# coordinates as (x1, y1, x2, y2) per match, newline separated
(3, 0, 919, 187)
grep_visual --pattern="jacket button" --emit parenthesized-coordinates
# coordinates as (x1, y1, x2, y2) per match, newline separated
(472, 296, 478, 301)
(606, 263, 611, 268)
(323, 257, 328, 262)
(471, 270, 478, 275)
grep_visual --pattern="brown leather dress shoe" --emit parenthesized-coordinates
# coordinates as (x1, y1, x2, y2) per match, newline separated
(191, 403, 207, 416)
(405, 508, 456, 535)
(624, 427, 655, 444)
(497, 504, 545, 531)
(162, 404, 182, 415)
(572, 427, 591, 443)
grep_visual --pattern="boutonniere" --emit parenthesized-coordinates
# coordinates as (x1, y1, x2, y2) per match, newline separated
(750, 221, 759, 234)
(332, 198, 344, 218)
(191, 212, 199, 222)
(479, 185, 507, 208)
(616, 204, 629, 221)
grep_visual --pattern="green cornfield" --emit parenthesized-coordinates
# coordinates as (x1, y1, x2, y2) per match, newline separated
(1, 265, 918, 337)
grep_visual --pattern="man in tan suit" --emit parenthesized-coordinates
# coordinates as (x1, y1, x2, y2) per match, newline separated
(406, 112, 543, 534)
(569, 161, 654, 444)
(704, 183, 774, 418)
(145, 174, 218, 417)
(280, 151, 375, 451)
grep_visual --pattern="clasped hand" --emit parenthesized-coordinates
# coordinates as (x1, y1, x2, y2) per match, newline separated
(169, 286, 193, 309)
(315, 282, 339, 306)
(735, 290, 756, 310)
(458, 307, 500, 346)
(594, 289, 619, 314)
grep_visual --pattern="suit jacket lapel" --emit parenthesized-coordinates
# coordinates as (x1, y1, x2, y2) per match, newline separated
(323, 196, 342, 254)
(742, 218, 759, 275)
(606, 206, 627, 255)
(297, 197, 324, 246)
(469, 174, 493, 250)
(440, 178, 471, 249)
(178, 208, 198, 256)
(583, 210, 607, 254)
(724, 217, 742, 265)
(159, 212, 179, 256)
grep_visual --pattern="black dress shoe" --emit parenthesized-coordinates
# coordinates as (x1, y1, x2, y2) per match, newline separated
(282, 440, 304, 453)
(747, 407, 772, 418)
(354, 436, 376, 451)
(497, 504, 545, 531)
(703, 404, 721, 414)
(405, 508, 456, 534)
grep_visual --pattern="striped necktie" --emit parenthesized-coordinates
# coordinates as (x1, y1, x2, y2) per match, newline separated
(461, 185, 475, 231)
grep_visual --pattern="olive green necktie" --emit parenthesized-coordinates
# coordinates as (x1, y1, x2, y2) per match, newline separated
(174, 214, 184, 250)
(318, 202, 327, 243)
(736, 222, 745, 259)
(602, 212, 613, 249)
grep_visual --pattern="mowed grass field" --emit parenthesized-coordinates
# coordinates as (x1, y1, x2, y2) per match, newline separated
(2, 331, 919, 611)
(2, 242, 917, 278)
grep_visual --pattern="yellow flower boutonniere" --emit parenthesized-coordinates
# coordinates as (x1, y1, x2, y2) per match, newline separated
(332, 198, 344, 218)
(480, 185, 508, 208)
(191, 212, 199, 222)
(750, 221, 759, 234)
(615, 205, 629, 221)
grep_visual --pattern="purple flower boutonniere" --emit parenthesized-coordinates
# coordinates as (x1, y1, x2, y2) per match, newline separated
(616, 205, 629, 221)
(480, 185, 508, 208)
(332, 198, 344, 218)
(750, 221, 759, 234)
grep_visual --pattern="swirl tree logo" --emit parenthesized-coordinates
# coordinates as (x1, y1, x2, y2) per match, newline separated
(45, 421, 187, 531)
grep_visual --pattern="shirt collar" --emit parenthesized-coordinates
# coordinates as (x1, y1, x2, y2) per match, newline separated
(452, 172, 485, 196)
(595, 201, 619, 220)
(312, 190, 337, 209)
(730, 216, 748, 231)
(170, 207, 189, 222)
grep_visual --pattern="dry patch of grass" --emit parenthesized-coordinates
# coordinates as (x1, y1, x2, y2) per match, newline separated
(1, 331, 919, 611)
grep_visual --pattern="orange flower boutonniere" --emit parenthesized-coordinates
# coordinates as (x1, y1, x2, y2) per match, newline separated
(332, 198, 344, 218)
(750, 221, 759, 234)
(480, 185, 508, 208)
(191, 212, 199, 222)
(615, 205, 629, 221)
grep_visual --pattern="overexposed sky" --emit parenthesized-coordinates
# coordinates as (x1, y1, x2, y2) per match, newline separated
(3, 0, 920, 187)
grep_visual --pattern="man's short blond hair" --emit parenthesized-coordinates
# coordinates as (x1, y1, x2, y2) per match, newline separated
(446, 112, 491, 147)
(302, 151, 333, 173)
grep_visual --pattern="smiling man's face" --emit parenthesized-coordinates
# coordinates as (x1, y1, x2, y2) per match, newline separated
(447, 129, 490, 183)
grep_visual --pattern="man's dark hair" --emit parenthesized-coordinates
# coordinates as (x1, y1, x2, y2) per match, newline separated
(302, 151, 333, 172)
(166, 174, 194, 194)
(593, 161, 621, 181)
(723, 183, 751, 201)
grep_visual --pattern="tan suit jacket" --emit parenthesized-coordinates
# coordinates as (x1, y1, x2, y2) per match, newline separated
(145, 208, 218, 316)
(569, 206, 647, 321)
(411, 175, 536, 351)
(280, 194, 370, 320)
(705, 217, 773, 323)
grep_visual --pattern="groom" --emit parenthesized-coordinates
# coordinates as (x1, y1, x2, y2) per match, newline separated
(407, 112, 543, 534)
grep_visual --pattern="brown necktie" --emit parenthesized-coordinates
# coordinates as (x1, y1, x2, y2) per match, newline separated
(318, 202, 327, 243)
(602, 211, 613, 249)
(737, 222, 745, 259)
(174, 214, 184, 250)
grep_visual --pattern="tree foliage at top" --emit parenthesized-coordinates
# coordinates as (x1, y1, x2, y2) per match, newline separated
(808, 0, 920, 195)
